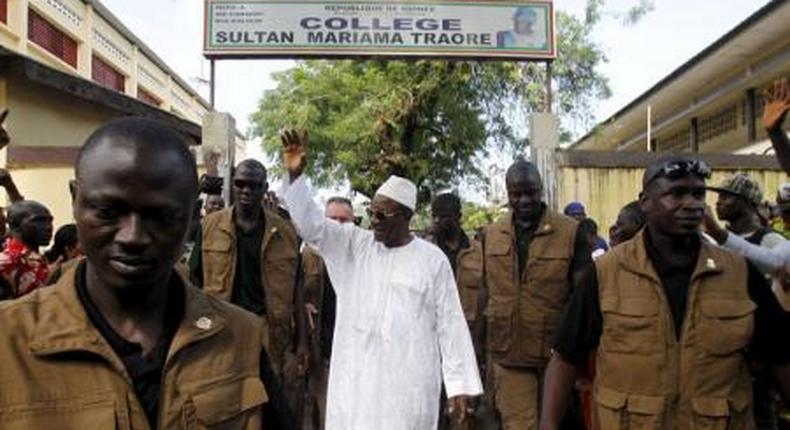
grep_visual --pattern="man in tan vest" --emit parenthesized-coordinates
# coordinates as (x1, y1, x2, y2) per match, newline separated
(0, 118, 291, 429)
(479, 160, 591, 430)
(427, 192, 488, 430)
(541, 155, 790, 430)
(190, 159, 306, 375)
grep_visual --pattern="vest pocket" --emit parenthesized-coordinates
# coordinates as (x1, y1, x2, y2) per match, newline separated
(600, 297, 660, 355)
(595, 387, 664, 430)
(0, 395, 123, 430)
(486, 312, 512, 353)
(690, 397, 731, 430)
(698, 299, 756, 356)
(191, 376, 268, 429)
(528, 257, 571, 305)
(457, 264, 482, 322)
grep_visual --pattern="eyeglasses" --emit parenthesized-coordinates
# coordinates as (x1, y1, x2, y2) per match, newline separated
(644, 159, 712, 187)
(366, 208, 400, 222)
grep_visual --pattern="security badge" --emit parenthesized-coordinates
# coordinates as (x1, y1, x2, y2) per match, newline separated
(195, 316, 213, 330)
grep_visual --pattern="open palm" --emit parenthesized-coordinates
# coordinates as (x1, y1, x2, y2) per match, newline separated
(281, 129, 308, 178)
(763, 78, 790, 132)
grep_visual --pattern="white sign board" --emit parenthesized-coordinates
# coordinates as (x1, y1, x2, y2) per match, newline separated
(204, 0, 555, 60)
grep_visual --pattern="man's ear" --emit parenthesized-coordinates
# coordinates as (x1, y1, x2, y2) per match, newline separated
(638, 190, 651, 215)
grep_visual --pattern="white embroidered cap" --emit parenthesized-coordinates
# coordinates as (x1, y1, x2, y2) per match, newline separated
(375, 175, 417, 211)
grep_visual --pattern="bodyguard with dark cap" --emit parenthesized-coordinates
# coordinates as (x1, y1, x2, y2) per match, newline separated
(540, 155, 790, 430)
(0, 118, 292, 429)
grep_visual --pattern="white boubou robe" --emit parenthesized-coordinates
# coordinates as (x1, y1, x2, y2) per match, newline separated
(281, 176, 482, 430)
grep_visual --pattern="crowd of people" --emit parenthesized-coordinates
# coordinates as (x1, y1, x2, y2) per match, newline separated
(0, 80, 789, 430)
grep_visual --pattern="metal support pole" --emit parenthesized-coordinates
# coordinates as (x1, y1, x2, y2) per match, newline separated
(209, 59, 216, 109)
(545, 61, 553, 113)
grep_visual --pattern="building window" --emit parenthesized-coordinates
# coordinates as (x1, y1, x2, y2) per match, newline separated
(656, 128, 689, 152)
(699, 105, 738, 142)
(137, 87, 160, 107)
(92, 55, 125, 92)
(0, 0, 8, 24)
(28, 9, 78, 67)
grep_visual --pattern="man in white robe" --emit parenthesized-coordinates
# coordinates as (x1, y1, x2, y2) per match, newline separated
(278, 130, 482, 430)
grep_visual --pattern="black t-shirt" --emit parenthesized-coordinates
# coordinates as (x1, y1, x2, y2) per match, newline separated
(189, 219, 267, 315)
(76, 262, 295, 429)
(513, 210, 593, 282)
(436, 232, 471, 275)
(552, 233, 790, 368)
(231, 221, 266, 315)
(76, 262, 182, 429)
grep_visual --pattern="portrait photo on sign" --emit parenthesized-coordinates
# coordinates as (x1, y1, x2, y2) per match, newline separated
(497, 6, 548, 49)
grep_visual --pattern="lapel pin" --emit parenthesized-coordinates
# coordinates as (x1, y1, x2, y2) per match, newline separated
(196, 316, 213, 330)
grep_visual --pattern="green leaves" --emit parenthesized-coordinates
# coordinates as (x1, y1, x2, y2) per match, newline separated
(251, 0, 646, 206)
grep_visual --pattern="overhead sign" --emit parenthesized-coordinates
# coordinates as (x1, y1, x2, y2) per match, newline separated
(204, 0, 555, 60)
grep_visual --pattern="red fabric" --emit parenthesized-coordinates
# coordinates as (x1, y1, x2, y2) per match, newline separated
(578, 354, 598, 430)
(0, 238, 50, 298)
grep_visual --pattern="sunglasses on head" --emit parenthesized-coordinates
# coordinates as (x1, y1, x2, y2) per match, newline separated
(645, 159, 712, 187)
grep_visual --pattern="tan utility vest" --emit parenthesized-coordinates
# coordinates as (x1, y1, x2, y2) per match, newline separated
(302, 245, 326, 311)
(594, 231, 755, 430)
(200, 207, 299, 371)
(426, 235, 484, 324)
(0, 264, 268, 430)
(483, 210, 578, 368)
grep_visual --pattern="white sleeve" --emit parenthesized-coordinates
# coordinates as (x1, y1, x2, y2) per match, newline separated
(280, 175, 370, 288)
(723, 233, 790, 275)
(434, 256, 483, 398)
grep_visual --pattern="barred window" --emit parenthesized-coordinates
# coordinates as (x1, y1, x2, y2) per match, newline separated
(28, 9, 78, 67)
(699, 105, 737, 142)
(137, 87, 160, 107)
(92, 55, 125, 92)
(656, 128, 689, 152)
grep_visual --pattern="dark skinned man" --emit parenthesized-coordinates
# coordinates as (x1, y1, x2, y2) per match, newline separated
(711, 172, 785, 249)
(540, 156, 790, 430)
(190, 159, 306, 378)
(479, 160, 591, 430)
(279, 129, 481, 430)
(0, 118, 295, 429)
(0, 200, 53, 299)
(710, 172, 787, 430)
(609, 201, 645, 247)
(427, 193, 486, 430)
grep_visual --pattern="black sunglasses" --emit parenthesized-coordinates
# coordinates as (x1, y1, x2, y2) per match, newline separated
(645, 159, 712, 187)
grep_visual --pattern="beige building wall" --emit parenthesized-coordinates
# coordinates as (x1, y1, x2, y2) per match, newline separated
(6, 78, 117, 148)
(559, 166, 789, 235)
(10, 167, 75, 228)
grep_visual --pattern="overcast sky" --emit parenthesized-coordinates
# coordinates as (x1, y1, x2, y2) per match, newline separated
(102, 0, 771, 160)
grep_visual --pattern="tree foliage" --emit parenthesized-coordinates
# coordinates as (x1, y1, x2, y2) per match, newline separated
(252, 1, 648, 206)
